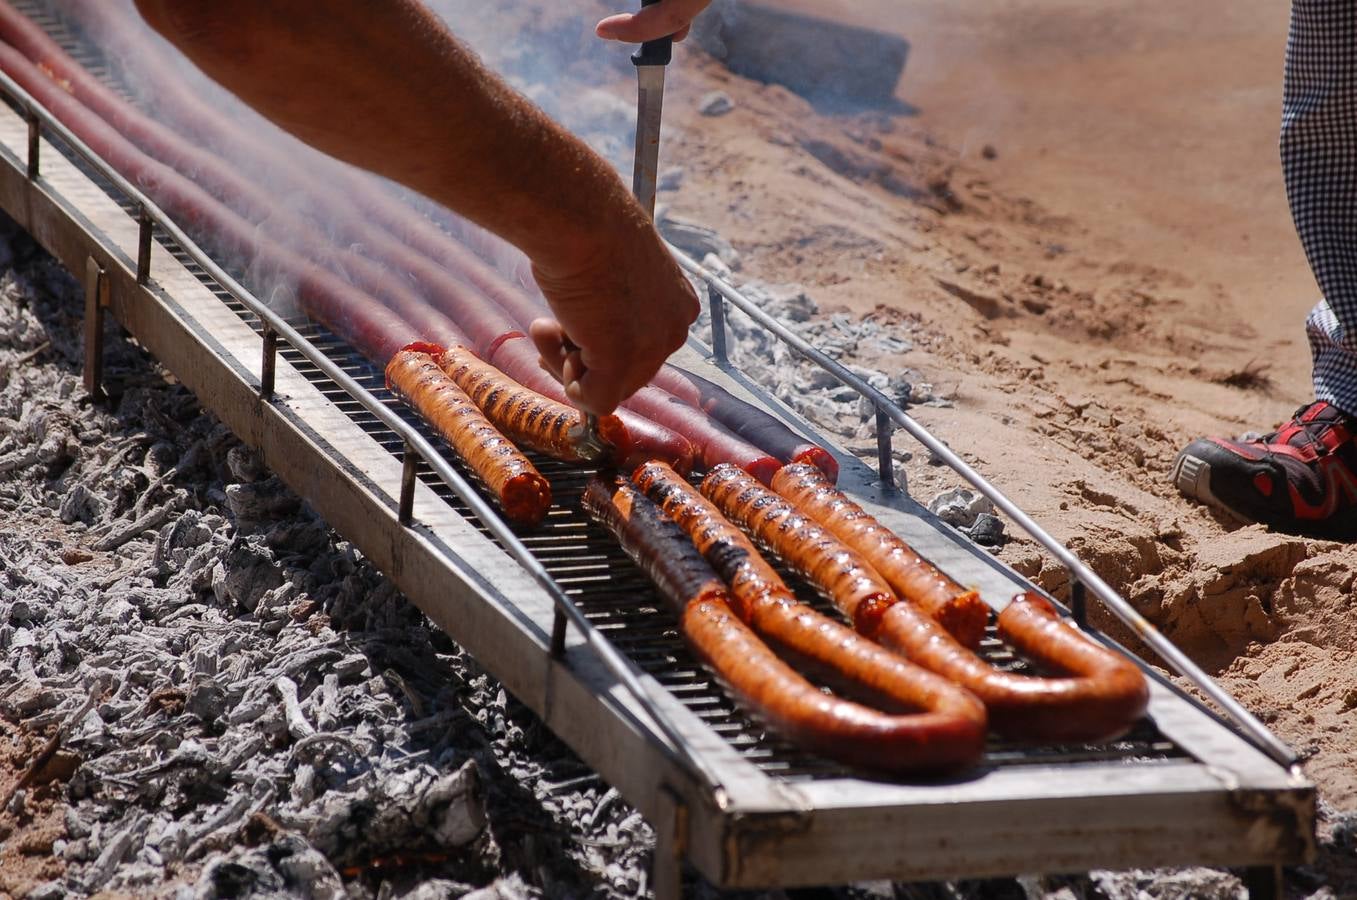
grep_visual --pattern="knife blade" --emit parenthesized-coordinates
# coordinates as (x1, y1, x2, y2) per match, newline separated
(564, 3, 675, 460)
(631, 0, 673, 219)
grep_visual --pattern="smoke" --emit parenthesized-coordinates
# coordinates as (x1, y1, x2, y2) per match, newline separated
(36, 0, 677, 327)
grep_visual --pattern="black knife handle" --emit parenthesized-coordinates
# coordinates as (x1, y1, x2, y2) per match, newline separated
(632, 0, 673, 67)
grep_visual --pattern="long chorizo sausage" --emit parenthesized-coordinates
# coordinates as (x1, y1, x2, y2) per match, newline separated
(632, 462, 987, 740)
(771, 463, 990, 649)
(489, 335, 697, 474)
(583, 475, 985, 773)
(650, 365, 838, 481)
(435, 345, 632, 466)
(385, 344, 551, 526)
(709, 464, 1149, 742)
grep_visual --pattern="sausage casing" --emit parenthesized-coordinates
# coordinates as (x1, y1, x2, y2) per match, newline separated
(385, 344, 551, 525)
(436, 345, 631, 465)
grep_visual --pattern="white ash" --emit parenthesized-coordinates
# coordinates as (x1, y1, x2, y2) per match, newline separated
(927, 487, 995, 529)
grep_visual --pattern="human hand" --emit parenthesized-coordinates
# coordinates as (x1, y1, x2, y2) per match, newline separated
(595, 0, 713, 43)
(528, 214, 699, 416)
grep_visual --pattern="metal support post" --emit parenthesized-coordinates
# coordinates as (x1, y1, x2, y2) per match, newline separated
(549, 608, 569, 658)
(259, 328, 278, 400)
(650, 786, 688, 900)
(1242, 864, 1281, 900)
(25, 109, 38, 180)
(1071, 577, 1087, 628)
(876, 406, 896, 492)
(708, 283, 728, 366)
(136, 206, 153, 285)
(398, 442, 417, 526)
(82, 257, 109, 401)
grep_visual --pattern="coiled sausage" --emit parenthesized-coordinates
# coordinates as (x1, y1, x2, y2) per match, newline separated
(712, 464, 1149, 741)
(583, 475, 985, 773)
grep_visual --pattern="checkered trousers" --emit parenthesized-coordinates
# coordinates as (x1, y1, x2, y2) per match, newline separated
(1283, 0, 1357, 416)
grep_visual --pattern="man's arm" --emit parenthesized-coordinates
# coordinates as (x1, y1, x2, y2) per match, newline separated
(134, 0, 700, 416)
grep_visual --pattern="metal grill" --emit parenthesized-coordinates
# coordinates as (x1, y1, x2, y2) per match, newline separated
(10, 0, 1191, 779)
(0, 4, 1315, 894)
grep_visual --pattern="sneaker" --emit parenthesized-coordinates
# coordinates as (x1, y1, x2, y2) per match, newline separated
(1172, 401, 1357, 538)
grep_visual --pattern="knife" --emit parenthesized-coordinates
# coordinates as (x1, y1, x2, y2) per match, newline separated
(631, 0, 673, 219)
(567, 2, 675, 460)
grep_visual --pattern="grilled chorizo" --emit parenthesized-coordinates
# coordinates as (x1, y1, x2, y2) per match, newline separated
(435, 345, 632, 466)
(633, 462, 987, 742)
(771, 463, 990, 648)
(583, 475, 984, 773)
(716, 465, 1148, 741)
(488, 335, 697, 474)
(385, 344, 551, 525)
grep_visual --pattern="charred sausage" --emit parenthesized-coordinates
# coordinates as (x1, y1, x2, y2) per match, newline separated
(435, 345, 632, 466)
(771, 463, 990, 648)
(488, 335, 697, 473)
(583, 475, 985, 773)
(632, 462, 987, 745)
(385, 344, 551, 525)
(715, 465, 1148, 741)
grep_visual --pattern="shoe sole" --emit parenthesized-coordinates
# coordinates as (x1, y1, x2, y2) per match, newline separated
(1171, 450, 1254, 525)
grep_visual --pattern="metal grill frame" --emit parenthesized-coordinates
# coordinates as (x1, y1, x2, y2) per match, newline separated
(0, 37, 1315, 898)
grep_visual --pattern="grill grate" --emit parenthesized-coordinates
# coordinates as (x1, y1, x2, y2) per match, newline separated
(21, 0, 1186, 781)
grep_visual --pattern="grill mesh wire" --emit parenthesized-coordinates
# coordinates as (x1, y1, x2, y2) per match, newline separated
(15, 0, 1185, 780)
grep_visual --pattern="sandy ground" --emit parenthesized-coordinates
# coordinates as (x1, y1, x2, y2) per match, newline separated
(641, 0, 1357, 817)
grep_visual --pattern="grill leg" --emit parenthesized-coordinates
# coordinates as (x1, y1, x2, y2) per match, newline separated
(1243, 865, 1281, 899)
(83, 257, 109, 401)
(651, 787, 687, 900)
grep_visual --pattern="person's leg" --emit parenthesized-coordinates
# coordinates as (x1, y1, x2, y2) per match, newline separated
(1172, 0, 1357, 537)
(1285, 0, 1357, 413)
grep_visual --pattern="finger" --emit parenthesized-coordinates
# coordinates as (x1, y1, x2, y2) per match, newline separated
(595, 0, 710, 42)
(573, 367, 624, 417)
(561, 350, 587, 392)
(528, 318, 568, 382)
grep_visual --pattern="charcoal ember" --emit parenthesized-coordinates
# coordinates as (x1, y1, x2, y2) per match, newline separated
(225, 444, 265, 483)
(965, 513, 1006, 547)
(185, 674, 227, 723)
(461, 875, 538, 900)
(224, 477, 300, 525)
(154, 508, 215, 571)
(58, 482, 104, 525)
(191, 834, 345, 900)
(299, 760, 486, 865)
(210, 534, 285, 611)
(928, 487, 995, 529)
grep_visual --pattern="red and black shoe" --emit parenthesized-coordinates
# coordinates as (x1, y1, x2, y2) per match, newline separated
(1173, 401, 1357, 538)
